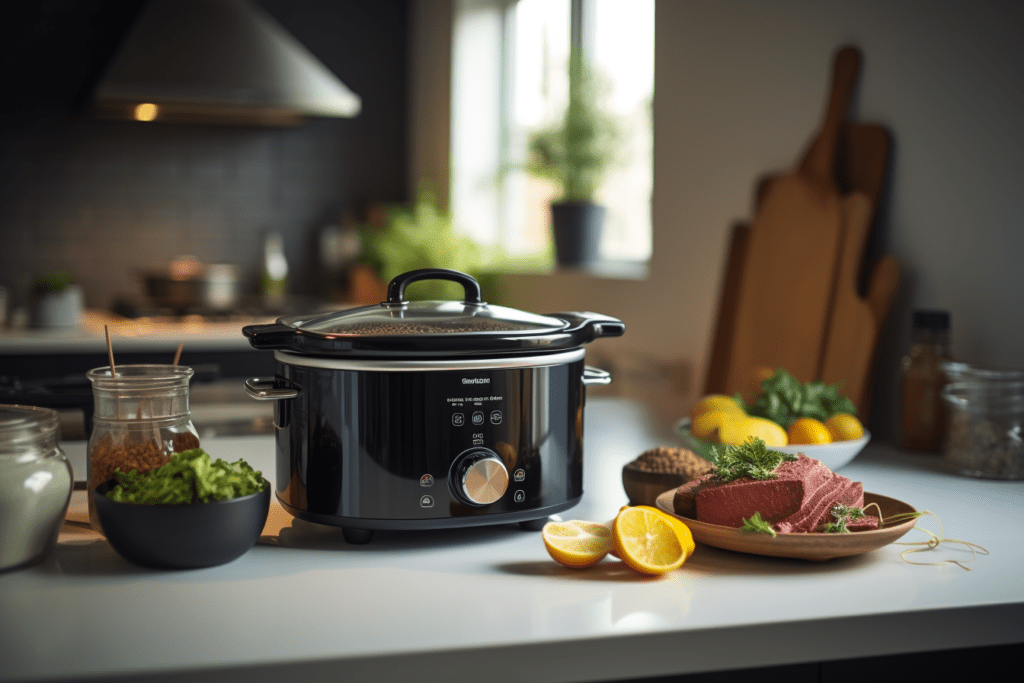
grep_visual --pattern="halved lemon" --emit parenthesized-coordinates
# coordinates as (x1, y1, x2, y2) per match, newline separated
(542, 520, 613, 568)
(612, 505, 691, 575)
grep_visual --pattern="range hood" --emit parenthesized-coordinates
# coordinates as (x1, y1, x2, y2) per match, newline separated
(93, 0, 361, 126)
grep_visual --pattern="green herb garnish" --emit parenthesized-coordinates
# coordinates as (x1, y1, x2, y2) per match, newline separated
(740, 512, 777, 537)
(737, 368, 856, 429)
(706, 437, 798, 483)
(823, 503, 867, 534)
(105, 448, 267, 505)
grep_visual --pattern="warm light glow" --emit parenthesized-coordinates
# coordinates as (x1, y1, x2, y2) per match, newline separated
(134, 103, 159, 121)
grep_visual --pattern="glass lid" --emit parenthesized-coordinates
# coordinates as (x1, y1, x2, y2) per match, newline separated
(281, 300, 567, 337)
(279, 268, 568, 338)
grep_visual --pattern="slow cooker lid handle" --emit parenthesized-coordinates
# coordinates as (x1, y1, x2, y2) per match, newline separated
(385, 268, 484, 306)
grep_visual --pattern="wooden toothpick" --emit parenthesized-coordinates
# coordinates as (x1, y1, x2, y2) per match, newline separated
(104, 324, 116, 378)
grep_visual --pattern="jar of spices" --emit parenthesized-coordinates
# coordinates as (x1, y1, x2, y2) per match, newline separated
(86, 365, 200, 531)
(941, 367, 1024, 480)
(0, 405, 73, 571)
(900, 310, 952, 452)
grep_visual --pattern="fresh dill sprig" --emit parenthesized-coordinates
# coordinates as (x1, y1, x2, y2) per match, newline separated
(830, 503, 866, 521)
(740, 512, 777, 537)
(823, 518, 850, 534)
(823, 502, 867, 533)
(706, 437, 798, 483)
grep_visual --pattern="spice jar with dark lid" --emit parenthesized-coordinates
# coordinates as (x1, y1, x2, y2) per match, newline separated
(900, 310, 952, 452)
(86, 365, 200, 531)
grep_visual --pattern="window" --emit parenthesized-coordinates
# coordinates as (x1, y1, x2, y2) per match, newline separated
(450, 0, 654, 265)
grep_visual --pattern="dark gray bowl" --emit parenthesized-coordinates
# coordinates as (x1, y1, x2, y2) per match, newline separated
(93, 481, 271, 569)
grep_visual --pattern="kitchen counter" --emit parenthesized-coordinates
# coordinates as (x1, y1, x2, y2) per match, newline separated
(0, 310, 272, 354)
(1, 398, 1022, 683)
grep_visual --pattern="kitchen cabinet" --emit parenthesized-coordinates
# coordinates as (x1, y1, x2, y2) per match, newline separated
(1, 398, 1021, 682)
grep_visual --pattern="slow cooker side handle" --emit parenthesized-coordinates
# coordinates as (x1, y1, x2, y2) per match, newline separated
(242, 323, 300, 349)
(551, 312, 626, 341)
(244, 377, 302, 401)
(582, 367, 612, 386)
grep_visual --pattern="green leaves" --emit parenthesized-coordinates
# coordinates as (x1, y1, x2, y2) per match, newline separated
(823, 503, 867, 534)
(706, 437, 797, 483)
(525, 49, 621, 203)
(739, 368, 856, 429)
(740, 512, 777, 537)
(106, 449, 267, 505)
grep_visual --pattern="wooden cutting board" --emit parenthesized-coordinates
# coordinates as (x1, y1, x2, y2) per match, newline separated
(818, 193, 890, 415)
(721, 47, 860, 400)
(704, 121, 891, 396)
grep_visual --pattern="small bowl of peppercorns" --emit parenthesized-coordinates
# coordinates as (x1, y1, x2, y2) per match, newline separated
(622, 446, 716, 507)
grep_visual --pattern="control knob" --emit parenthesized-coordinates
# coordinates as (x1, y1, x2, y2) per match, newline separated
(450, 448, 509, 506)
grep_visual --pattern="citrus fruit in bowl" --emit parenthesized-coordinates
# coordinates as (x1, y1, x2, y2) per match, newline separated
(675, 417, 870, 472)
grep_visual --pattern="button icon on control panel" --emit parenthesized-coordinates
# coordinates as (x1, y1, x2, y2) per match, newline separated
(452, 413, 465, 426)
(490, 410, 502, 425)
(420, 474, 434, 487)
(513, 490, 525, 503)
(514, 469, 525, 482)
(420, 495, 434, 508)
(472, 411, 484, 426)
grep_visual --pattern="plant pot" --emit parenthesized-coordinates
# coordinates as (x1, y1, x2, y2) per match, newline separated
(31, 286, 84, 329)
(551, 201, 605, 266)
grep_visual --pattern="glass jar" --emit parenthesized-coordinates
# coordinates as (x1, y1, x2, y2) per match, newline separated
(941, 368, 1024, 480)
(0, 405, 73, 571)
(86, 365, 200, 531)
(900, 310, 952, 451)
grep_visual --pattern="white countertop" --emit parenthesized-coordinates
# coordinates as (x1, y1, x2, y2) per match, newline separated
(1, 398, 1022, 683)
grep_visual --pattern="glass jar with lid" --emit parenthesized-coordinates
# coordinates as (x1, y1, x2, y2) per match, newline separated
(86, 365, 200, 531)
(0, 405, 73, 571)
(941, 366, 1024, 480)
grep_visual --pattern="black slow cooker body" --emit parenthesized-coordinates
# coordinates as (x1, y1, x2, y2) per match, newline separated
(271, 354, 586, 542)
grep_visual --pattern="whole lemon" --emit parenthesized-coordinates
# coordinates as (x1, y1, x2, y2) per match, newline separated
(689, 394, 743, 423)
(691, 409, 744, 442)
(787, 418, 833, 445)
(825, 413, 865, 441)
(719, 416, 788, 447)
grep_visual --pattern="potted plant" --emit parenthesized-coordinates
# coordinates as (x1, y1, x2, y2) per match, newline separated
(527, 49, 621, 266)
(355, 189, 505, 303)
(31, 270, 84, 328)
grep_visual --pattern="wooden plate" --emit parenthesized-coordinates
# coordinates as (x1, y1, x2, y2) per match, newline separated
(654, 490, 918, 561)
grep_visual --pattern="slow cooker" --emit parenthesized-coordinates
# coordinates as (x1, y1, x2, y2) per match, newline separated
(242, 268, 623, 543)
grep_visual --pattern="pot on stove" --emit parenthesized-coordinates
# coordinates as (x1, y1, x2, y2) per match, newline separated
(241, 268, 624, 543)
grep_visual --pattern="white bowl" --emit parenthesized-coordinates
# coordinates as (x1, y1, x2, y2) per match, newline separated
(675, 418, 870, 472)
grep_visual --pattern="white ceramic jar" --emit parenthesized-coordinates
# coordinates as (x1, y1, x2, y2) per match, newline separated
(0, 405, 73, 571)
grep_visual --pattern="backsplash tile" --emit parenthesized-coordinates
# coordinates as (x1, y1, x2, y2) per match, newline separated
(1, 0, 409, 316)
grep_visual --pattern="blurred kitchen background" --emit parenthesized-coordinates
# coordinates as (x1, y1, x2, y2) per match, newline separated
(1, 0, 1022, 442)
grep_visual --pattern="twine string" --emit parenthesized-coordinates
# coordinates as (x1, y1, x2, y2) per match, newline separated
(870, 505, 989, 571)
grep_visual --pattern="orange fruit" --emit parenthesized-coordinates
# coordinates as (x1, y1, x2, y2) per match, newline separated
(719, 416, 788, 447)
(542, 520, 613, 568)
(787, 418, 833, 445)
(612, 505, 691, 575)
(825, 413, 865, 441)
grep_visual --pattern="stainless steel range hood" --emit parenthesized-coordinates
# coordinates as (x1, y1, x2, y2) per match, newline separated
(93, 0, 361, 126)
